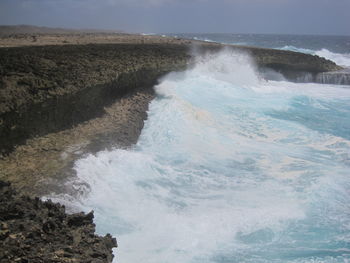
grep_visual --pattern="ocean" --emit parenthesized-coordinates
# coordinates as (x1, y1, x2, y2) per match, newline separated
(51, 34, 350, 262)
(167, 33, 350, 68)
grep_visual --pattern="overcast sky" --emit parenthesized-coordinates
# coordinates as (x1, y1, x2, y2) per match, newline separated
(1, 0, 349, 35)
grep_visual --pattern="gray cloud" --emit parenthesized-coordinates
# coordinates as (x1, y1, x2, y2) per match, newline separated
(1, 0, 349, 35)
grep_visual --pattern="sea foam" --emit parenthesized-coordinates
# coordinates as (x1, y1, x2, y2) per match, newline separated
(280, 45, 350, 68)
(50, 50, 350, 263)
(315, 48, 350, 68)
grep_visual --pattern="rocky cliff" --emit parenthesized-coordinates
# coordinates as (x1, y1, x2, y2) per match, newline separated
(0, 43, 189, 156)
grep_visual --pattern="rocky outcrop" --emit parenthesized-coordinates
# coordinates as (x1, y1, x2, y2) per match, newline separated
(0, 180, 117, 262)
(242, 46, 341, 73)
(0, 43, 189, 155)
(193, 44, 342, 82)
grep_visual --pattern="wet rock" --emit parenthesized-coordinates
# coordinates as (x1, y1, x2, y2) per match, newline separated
(0, 181, 117, 263)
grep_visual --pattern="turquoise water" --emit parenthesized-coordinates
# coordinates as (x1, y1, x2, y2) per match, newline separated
(54, 50, 350, 262)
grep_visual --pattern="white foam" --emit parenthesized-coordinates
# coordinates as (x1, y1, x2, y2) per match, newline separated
(279, 45, 315, 54)
(279, 45, 350, 68)
(315, 48, 350, 68)
(50, 50, 350, 263)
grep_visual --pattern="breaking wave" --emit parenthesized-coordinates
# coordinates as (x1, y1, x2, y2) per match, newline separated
(50, 50, 350, 263)
(280, 45, 350, 68)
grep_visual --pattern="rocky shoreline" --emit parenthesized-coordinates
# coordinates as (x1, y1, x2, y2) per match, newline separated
(0, 180, 117, 263)
(0, 32, 344, 262)
(0, 41, 191, 196)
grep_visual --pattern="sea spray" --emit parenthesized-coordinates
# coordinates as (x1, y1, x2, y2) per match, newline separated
(315, 49, 350, 68)
(167, 33, 350, 69)
(50, 50, 350, 262)
(280, 46, 350, 68)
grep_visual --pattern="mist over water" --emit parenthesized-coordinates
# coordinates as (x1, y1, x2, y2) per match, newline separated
(52, 50, 350, 262)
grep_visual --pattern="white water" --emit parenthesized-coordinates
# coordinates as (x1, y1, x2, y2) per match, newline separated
(51, 50, 350, 262)
(280, 45, 350, 68)
(315, 49, 350, 68)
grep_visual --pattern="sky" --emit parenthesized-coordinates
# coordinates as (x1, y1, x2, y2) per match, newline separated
(0, 0, 350, 35)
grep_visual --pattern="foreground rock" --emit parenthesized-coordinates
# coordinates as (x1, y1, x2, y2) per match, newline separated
(0, 181, 117, 263)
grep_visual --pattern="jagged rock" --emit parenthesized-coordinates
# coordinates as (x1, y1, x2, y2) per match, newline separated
(67, 211, 94, 227)
(0, 181, 117, 263)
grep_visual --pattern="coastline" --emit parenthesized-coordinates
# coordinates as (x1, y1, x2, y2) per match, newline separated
(0, 40, 190, 195)
(0, 87, 156, 196)
(0, 33, 342, 195)
(0, 32, 344, 262)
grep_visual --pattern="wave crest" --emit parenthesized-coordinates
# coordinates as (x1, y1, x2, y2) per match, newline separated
(280, 45, 350, 68)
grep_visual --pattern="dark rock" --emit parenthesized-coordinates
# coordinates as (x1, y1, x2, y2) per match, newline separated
(0, 181, 10, 188)
(0, 181, 117, 263)
(67, 211, 94, 227)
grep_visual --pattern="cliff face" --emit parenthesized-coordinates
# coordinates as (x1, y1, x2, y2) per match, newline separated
(0, 42, 341, 157)
(0, 43, 189, 155)
(244, 46, 344, 82)
(242, 46, 341, 73)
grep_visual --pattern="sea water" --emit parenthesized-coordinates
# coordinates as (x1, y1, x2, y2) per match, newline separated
(167, 33, 350, 68)
(51, 42, 350, 262)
